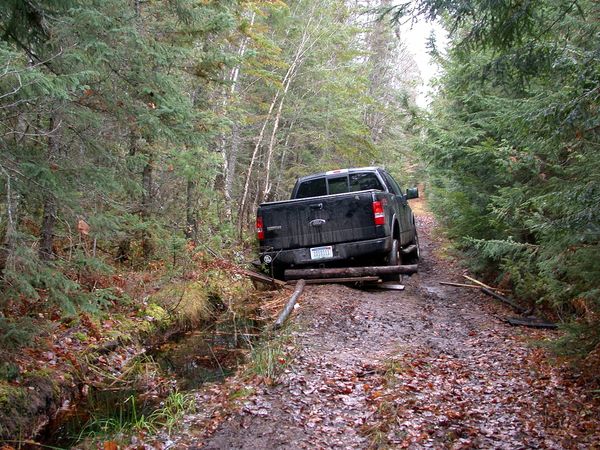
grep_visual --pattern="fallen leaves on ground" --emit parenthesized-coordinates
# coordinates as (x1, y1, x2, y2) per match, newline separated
(152, 210, 600, 449)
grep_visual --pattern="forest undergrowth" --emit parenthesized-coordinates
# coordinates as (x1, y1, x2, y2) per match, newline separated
(0, 244, 279, 445)
(1, 0, 599, 445)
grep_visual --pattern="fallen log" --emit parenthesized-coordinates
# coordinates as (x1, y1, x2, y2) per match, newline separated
(274, 279, 306, 329)
(439, 281, 480, 289)
(284, 265, 418, 280)
(480, 287, 526, 314)
(287, 276, 380, 285)
(504, 317, 558, 329)
(241, 268, 287, 287)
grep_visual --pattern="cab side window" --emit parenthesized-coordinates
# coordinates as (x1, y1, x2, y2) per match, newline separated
(328, 176, 349, 195)
(382, 172, 403, 196)
(349, 173, 384, 192)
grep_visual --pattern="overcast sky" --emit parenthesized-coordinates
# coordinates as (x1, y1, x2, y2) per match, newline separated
(400, 19, 448, 107)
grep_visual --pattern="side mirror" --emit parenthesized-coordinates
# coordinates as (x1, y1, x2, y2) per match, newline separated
(406, 187, 419, 199)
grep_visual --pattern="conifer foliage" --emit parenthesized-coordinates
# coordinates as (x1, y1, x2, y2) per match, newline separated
(417, 0, 600, 358)
(0, 0, 419, 344)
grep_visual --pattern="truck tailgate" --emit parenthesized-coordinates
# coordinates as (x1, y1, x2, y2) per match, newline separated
(259, 191, 381, 250)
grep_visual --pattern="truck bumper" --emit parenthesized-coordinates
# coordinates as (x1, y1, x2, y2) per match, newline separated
(259, 236, 392, 268)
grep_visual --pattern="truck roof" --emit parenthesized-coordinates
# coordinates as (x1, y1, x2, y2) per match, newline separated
(296, 166, 382, 183)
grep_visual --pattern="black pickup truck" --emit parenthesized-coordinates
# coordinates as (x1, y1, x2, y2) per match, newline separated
(256, 167, 419, 280)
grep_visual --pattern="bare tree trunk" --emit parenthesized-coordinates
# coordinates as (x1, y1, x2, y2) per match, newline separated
(260, 68, 298, 202)
(237, 8, 326, 235)
(242, 13, 325, 224)
(238, 40, 303, 231)
(260, 15, 322, 203)
(185, 179, 197, 241)
(0, 168, 19, 274)
(236, 17, 310, 234)
(219, 12, 255, 220)
(236, 88, 281, 235)
(141, 154, 153, 260)
(39, 115, 60, 261)
(273, 121, 295, 199)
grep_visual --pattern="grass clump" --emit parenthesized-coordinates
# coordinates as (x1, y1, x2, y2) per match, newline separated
(150, 390, 196, 433)
(383, 358, 407, 384)
(79, 394, 156, 438)
(229, 386, 255, 401)
(150, 282, 212, 330)
(0, 362, 20, 382)
(77, 390, 196, 445)
(245, 329, 294, 383)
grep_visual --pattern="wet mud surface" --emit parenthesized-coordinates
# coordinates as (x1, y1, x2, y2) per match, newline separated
(166, 215, 598, 449)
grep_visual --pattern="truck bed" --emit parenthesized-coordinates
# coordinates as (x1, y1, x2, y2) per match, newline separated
(258, 189, 387, 251)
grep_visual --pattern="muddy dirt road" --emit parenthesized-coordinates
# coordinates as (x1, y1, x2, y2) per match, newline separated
(164, 213, 598, 449)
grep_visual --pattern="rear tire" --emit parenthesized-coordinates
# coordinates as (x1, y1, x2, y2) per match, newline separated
(270, 264, 286, 281)
(382, 238, 401, 282)
(404, 230, 420, 265)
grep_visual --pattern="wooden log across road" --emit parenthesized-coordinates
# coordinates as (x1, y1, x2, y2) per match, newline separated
(284, 264, 418, 280)
(287, 276, 380, 285)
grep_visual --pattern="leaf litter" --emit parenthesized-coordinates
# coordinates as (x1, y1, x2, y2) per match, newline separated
(148, 215, 599, 449)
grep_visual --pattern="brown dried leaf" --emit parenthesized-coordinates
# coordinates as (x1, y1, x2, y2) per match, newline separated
(103, 441, 118, 450)
(77, 219, 90, 236)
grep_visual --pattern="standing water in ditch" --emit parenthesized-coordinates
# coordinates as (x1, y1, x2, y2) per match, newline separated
(152, 317, 259, 390)
(36, 312, 261, 449)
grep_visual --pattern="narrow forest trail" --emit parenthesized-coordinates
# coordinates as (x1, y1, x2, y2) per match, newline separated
(161, 206, 599, 449)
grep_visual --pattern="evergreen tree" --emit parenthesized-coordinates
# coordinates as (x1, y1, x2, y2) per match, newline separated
(413, 0, 600, 357)
(0, 0, 421, 343)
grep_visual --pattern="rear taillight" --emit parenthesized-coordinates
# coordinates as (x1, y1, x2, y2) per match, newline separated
(256, 216, 264, 240)
(372, 201, 385, 225)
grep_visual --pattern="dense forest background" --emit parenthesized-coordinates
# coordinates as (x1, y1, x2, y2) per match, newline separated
(0, 0, 420, 345)
(1, 0, 598, 363)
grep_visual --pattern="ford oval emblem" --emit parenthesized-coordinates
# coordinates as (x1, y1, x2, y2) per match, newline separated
(309, 219, 326, 227)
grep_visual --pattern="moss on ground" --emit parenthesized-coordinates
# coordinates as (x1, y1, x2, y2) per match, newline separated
(0, 265, 259, 445)
(0, 372, 70, 442)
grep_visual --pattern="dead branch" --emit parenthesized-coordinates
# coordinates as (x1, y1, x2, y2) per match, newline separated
(463, 274, 495, 290)
(504, 317, 558, 329)
(463, 274, 508, 293)
(480, 287, 526, 314)
(439, 281, 480, 288)
(274, 279, 305, 329)
(241, 268, 287, 288)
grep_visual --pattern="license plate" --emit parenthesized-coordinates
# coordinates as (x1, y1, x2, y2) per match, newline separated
(310, 246, 333, 260)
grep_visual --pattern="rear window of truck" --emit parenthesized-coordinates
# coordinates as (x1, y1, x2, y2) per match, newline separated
(295, 172, 383, 199)
(295, 177, 327, 198)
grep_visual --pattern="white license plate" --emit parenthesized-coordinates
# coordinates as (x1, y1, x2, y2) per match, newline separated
(310, 246, 333, 260)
